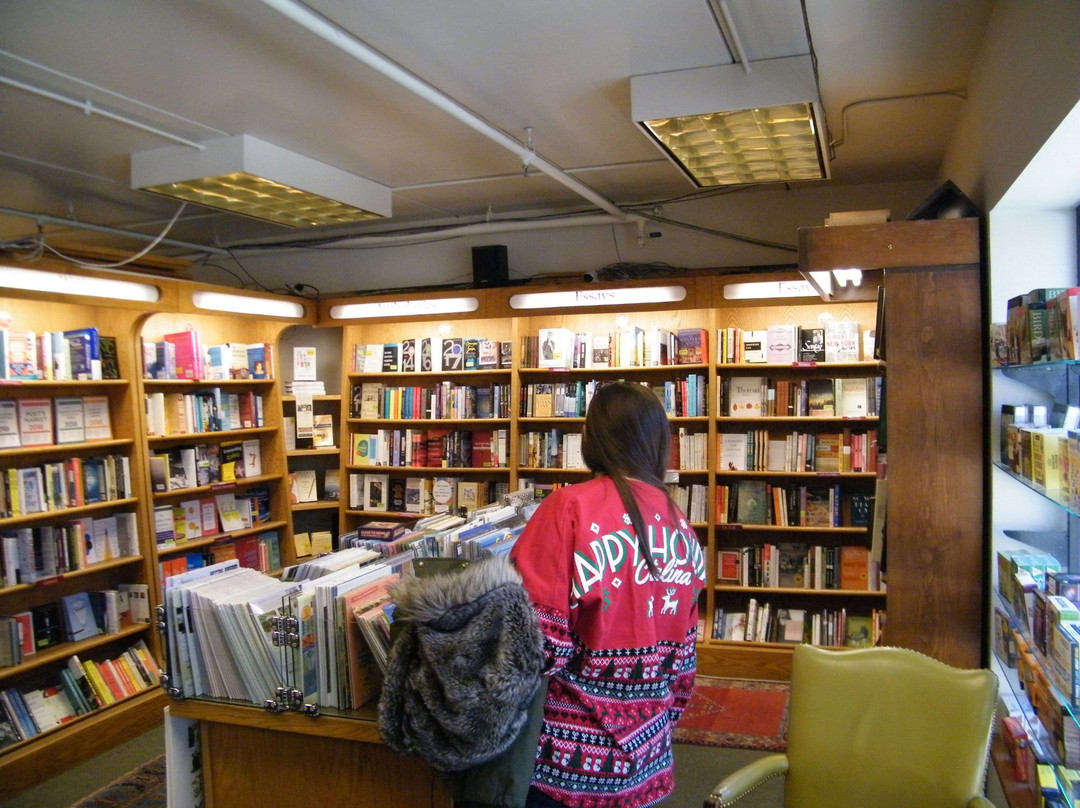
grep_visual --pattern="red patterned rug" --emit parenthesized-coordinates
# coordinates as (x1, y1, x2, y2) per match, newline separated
(68, 754, 166, 808)
(673, 676, 790, 751)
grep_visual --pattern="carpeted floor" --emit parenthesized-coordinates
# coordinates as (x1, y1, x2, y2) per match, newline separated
(57, 677, 788, 808)
(68, 754, 167, 808)
(674, 675, 790, 751)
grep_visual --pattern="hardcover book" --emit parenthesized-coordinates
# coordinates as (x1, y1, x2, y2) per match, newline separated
(797, 327, 826, 362)
(676, 328, 707, 364)
(726, 377, 765, 416)
(82, 395, 113, 440)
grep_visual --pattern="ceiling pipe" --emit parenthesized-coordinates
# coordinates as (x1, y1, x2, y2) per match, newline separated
(706, 0, 752, 74)
(255, 0, 632, 223)
(233, 213, 631, 253)
(0, 75, 207, 151)
(0, 205, 232, 256)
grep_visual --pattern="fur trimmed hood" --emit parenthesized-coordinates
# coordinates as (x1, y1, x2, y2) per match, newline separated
(378, 556, 545, 772)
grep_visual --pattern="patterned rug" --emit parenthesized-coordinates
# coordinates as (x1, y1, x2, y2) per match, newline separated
(69, 754, 167, 808)
(673, 676, 790, 751)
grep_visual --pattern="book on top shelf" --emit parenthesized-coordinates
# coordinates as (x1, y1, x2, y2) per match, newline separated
(824, 320, 860, 362)
(64, 327, 102, 380)
(766, 324, 797, 364)
(293, 346, 317, 381)
(740, 330, 767, 363)
(797, 327, 826, 362)
(163, 331, 203, 381)
(538, 328, 574, 369)
(6, 330, 39, 379)
(676, 328, 707, 364)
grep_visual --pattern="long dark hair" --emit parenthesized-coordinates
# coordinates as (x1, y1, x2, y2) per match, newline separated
(581, 381, 680, 577)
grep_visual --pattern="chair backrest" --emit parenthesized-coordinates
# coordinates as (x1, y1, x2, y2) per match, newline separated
(784, 644, 997, 808)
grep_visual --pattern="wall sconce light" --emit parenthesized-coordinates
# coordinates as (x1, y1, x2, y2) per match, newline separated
(509, 285, 686, 310)
(631, 55, 829, 187)
(131, 134, 392, 228)
(0, 265, 161, 302)
(191, 290, 306, 318)
(328, 296, 480, 320)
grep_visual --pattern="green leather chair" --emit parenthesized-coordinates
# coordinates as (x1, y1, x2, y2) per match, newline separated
(704, 644, 999, 808)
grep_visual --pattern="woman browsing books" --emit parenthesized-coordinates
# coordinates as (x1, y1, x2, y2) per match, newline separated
(510, 381, 707, 808)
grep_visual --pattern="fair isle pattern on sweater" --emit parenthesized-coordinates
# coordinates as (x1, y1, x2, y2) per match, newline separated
(529, 613, 698, 808)
(512, 477, 706, 808)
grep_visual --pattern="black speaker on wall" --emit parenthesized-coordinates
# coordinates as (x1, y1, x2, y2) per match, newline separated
(472, 244, 509, 287)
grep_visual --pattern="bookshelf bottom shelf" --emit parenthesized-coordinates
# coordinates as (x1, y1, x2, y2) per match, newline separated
(169, 700, 452, 808)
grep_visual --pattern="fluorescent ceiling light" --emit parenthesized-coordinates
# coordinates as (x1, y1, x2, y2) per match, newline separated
(631, 56, 829, 187)
(509, 285, 686, 310)
(192, 290, 306, 318)
(329, 296, 480, 320)
(131, 134, 392, 227)
(0, 265, 160, 302)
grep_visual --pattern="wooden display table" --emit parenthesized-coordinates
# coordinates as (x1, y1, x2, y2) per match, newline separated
(168, 700, 453, 808)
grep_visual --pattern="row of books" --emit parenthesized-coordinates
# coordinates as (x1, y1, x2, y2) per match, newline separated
(0, 584, 150, 667)
(349, 381, 513, 420)
(666, 482, 709, 525)
(152, 488, 272, 544)
(351, 427, 509, 469)
(346, 472, 511, 516)
(519, 375, 708, 418)
(0, 326, 116, 382)
(720, 375, 880, 418)
(0, 643, 160, 748)
(712, 602, 885, 647)
(0, 452, 134, 520)
(289, 468, 340, 504)
(523, 326, 709, 370)
(149, 439, 262, 493)
(157, 531, 282, 584)
(716, 543, 880, 591)
(145, 388, 264, 437)
(0, 395, 113, 449)
(351, 337, 513, 374)
(716, 480, 873, 528)
(143, 333, 275, 381)
(718, 428, 878, 474)
(718, 321, 868, 365)
(1, 513, 140, 586)
(1004, 285, 1080, 365)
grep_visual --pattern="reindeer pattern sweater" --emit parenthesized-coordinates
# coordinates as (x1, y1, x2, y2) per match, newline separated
(510, 477, 706, 808)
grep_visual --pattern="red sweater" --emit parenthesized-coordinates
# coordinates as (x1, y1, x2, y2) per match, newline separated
(511, 477, 706, 808)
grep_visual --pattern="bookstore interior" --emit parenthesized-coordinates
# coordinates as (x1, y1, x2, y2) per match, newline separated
(0, 5, 1077, 808)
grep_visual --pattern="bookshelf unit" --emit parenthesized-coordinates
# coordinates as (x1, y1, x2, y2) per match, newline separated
(712, 355, 885, 651)
(800, 217, 986, 671)
(138, 310, 299, 586)
(340, 316, 515, 530)
(279, 325, 344, 557)
(0, 277, 167, 798)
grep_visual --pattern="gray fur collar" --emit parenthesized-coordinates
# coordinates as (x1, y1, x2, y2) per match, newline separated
(378, 556, 545, 772)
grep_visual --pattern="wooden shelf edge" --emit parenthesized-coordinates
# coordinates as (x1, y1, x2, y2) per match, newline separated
(0, 688, 167, 802)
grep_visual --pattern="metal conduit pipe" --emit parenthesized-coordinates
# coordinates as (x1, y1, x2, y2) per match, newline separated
(255, 0, 633, 223)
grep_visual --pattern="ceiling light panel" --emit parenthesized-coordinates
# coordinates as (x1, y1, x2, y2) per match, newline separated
(631, 55, 829, 187)
(132, 134, 392, 227)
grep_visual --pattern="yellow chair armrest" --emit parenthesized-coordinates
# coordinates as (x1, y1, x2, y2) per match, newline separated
(703, 753, 789, 807)
(967, 798, 998, 808)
